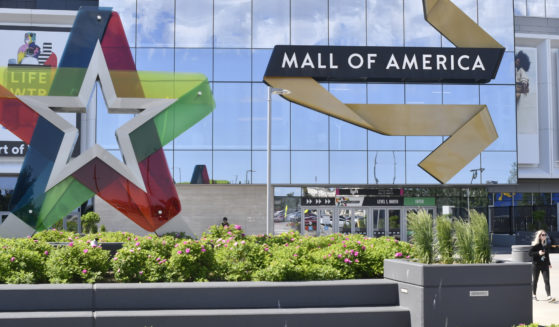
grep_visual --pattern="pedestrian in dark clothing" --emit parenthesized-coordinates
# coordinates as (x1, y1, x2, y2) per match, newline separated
(529, 229, 555, 302)
(221, 217, 229, 227)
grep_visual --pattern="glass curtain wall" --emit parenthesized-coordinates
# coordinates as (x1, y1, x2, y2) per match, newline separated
(98, 0, 516, 185)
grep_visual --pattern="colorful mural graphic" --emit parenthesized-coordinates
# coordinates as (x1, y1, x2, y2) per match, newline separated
(0, 7, 215, 232)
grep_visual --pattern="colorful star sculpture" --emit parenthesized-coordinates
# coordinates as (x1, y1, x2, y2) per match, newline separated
(0, 7, 215, 235)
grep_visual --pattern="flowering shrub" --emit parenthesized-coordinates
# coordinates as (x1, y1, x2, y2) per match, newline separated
(111, 237, 173, 282)
(0, 238, 52, 283)
(0, 224, 412, 284)
(45, 239, 110, 283)
(166, 240, 215, 282)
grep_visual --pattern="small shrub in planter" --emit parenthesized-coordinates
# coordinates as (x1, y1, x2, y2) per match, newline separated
(81, 211, 101, 234)
(0, 238, 51, 283)
(166, 240, 216, 282)
(453, 218, 475, 263)
(213, 236, 269, 281)
(112, 238, 173, 282)
(45, 239, 110, 283)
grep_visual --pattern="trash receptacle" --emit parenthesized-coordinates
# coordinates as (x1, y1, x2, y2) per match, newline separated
(511, 245, 532, 262)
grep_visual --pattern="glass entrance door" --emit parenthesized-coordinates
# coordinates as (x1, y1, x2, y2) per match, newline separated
(372, 208, 402, 239)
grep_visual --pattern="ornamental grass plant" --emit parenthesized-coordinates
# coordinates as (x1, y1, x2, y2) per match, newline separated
(407, 209, 434, 264)
(435, 215, 454, 264)
(470, 210, 492, 263)
(453, 218, 475, 263)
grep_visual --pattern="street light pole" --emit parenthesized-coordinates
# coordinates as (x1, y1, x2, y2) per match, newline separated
(267, 87, 289, 235)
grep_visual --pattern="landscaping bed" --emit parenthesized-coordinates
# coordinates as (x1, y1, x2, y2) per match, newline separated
(0, 225, 412, 284)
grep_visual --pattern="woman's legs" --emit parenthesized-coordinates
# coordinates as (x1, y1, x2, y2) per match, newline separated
(541, 267, 551, 297)
(532, 264, 541, 296)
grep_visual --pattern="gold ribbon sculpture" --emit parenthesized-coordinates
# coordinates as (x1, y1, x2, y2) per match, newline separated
(264, 0, 504, 183)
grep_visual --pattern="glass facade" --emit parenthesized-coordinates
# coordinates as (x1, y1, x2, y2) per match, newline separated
(94, 0, 516, 186)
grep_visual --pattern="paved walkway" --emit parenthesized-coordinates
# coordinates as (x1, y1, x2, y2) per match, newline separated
(493, 249, 559, 326)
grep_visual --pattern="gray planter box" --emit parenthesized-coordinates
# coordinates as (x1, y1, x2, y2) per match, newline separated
(384, 259, 532, 327)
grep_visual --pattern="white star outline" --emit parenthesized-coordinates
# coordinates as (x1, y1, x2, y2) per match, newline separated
(18, 41, 181, 193)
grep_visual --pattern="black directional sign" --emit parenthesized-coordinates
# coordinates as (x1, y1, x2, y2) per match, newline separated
(302, 197, 335, 206)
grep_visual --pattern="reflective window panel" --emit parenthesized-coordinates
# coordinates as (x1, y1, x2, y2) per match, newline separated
(292, 0, 328, 45)
(253, 0, 290, 48)
(479, 0, 514, 51)
(99, 0, 137, 47)
(214, 0, 251, 48)
(367, 0, 403, 46)
(252, 83, 290, 151)
(213, 151, 251, 184)
(173, 150, 213, 184)
(406, 151, 439, 184)
(481, 151, 517, 184)
(252, 150, 291, 184)
(214, 49, 251, 82)
(329, 0, 366, 46)
(329, 151, 367, 184)
(514, 0, 527, 16)
(404, 0, 440, 47)
(291, 104, 328, 150)
(368, 151, 405, 184)
(291, 151, 329, 184)
(527, 0, 546, 16)
(175, 49, 213, 82)
(175, 0, 213, 47)
(213, 83, 251, 150)
(481, 85, 516, 151)
(137, 0, 174, 47)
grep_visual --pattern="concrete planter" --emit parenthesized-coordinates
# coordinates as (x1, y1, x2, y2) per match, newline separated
(384, 259, 532, 327)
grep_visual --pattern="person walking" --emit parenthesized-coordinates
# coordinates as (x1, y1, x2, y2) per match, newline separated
(529, 229, 556, 302)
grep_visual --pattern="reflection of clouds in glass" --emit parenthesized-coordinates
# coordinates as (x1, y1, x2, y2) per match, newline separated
(451, 0, 477, 21)
(329, 0, 366, 46)
(479, 0, 514, 50)
(176, 0, 213, 47)
(292, 0, 328, 45)
(482, 152, 517, 184)
(253, 0, 289, 48)
(547, 1, 559, 18)
(367, 0, 403, 46)
(214, 0, 251, 48)
(137, 0, 174, 47)
(100, 0, 136, 46)
(527, 0, 546, 17)
(514, 0, 527, 16)
(404, 0, 440, 47)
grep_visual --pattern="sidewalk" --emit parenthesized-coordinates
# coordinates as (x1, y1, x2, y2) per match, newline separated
(493, 249, 559, 326)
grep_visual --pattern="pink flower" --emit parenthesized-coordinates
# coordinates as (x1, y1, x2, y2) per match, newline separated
(343, 244, 347, 248)
(264, 248, 269, 252)
(201, 248, 206, 253)
(395, 252, 403, 258)
(241, 241, 246, 245)
(185, 248, 191, 254)
(406, 255, 411, 259)
(113, 257, 118, 261)
(227, 231, 233, 236)
(344, 258, 350, 263)
(147, 236, 152, 240)
(10, 257, 15, 262)
(338, 254, 342, 258)
(355, 259, 360, 263)
(177, 250, 183, 255)
(82, 269, 87, 274)
(139, 271, 143, 275)
(354, 251, 359, 257)
(68, 242, 74, 247)
(293, 254, 298, 257)
(44, 251, 49, 256)
(135, 242, 140, 246)
(162, 240, 167, 245)
(234, 225, 242, 230)
(183, 241, 188, 245)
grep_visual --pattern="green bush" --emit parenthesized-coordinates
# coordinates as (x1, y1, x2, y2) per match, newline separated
(407, 209, 434, 264)
(470, 210, 491, 263)
(111, 237, 173, 282)
(454, 218, 474, 263)
(0, 238, 51, 283)
(33, 229, 79, 242)
(166, 240, 216, 282)
(435, 215, 454, 264)
(45, 239, 110, 283)
(81, 212, 101, 234)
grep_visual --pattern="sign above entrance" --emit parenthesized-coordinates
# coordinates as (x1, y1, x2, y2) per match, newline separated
(302, 197, 335, 206)
(265, 45, 504, 84)
(336, 196, 403, 207)
(337, 188, 402, 196)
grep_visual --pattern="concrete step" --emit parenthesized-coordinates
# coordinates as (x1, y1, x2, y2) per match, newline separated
(0, 306, 411, 327)
(0, 279, 400, 312)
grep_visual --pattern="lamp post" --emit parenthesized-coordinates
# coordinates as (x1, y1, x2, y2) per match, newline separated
(468, 168, 485, 218)
(267, 87, 290, 235)
(245, 169, 255, 184)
